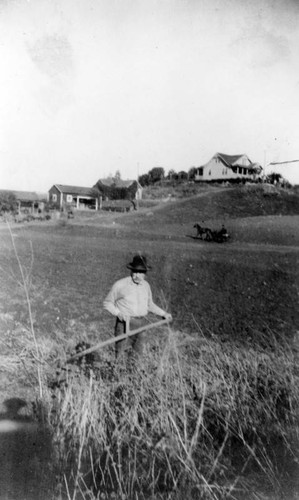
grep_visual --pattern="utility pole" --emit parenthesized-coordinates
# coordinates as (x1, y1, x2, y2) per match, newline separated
(136, 162, 140, 210)
(263, 150, 267, 180)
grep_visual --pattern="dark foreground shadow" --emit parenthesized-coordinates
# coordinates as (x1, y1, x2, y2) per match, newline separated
(0, 398, 53, 500)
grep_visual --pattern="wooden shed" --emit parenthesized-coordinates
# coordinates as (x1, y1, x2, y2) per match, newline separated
(48, 184, 99, 210)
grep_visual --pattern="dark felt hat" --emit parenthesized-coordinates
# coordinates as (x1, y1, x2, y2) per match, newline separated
(127, 254, 151, 272)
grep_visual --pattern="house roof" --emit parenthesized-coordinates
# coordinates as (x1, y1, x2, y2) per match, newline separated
(52, 185, 98, 197)
(97, 178, 141, 189)
(215, 153, 252, 166)
(0, 189, 47, 202)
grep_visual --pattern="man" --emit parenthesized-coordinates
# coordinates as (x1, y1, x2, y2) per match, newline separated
(103, 254, 172, 358)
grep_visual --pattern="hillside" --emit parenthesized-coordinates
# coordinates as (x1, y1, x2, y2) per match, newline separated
(107, 184, 299, 247)
(137, 184, 299, 225)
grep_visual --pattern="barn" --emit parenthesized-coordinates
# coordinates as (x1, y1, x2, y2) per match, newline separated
(94, 178, 143, 200)
(195, 153, 262, 182)
(48, 185, 99, 210)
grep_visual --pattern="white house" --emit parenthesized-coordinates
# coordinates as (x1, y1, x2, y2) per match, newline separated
(195, 153, 262, 182)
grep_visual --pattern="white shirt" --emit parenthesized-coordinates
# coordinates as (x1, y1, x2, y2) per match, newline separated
(103, 276, 166, 318)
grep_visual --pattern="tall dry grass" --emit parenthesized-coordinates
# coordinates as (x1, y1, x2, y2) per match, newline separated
(40, 329, 299, 500)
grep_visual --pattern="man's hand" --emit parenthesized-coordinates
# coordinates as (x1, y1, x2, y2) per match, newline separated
(117, 312, 129, 323)
(163, 313, 172, 321)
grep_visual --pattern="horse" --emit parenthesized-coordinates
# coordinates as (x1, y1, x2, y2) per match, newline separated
(193, 223, 213, 240)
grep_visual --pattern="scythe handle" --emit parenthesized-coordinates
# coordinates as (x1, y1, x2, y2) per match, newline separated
(66, 318, 171, 363)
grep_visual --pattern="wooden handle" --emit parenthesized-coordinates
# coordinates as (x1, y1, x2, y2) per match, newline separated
(66, 318, 171, 363)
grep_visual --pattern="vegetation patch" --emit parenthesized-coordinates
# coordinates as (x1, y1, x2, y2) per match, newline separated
(3, 326, 297, 500)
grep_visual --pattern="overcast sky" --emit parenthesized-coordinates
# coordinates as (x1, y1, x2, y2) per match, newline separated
(0, 0, 299, 192)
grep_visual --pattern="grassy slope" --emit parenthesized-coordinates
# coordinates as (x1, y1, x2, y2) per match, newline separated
(105, 185, 298, 251)
(127, 184, 299, 223)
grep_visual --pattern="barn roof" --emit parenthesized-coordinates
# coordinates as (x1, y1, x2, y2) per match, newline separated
(97, 178, 137, 188)
(52, 185, 98, 197)
(0, 189, 47, 202)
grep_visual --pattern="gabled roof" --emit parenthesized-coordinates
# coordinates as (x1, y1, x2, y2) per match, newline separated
(97, 178, 139, 188)
(0, 189, 47, 202)
(52, 185, 98, 197)
(214, 153, 252, 166)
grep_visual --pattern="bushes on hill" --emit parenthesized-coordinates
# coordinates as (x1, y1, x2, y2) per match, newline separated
(141, 180, 206, 199)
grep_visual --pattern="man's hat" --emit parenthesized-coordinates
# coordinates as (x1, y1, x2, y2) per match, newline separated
(127, 254, 151, 272)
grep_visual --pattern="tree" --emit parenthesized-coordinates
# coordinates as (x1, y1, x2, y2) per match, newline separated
(267, 172, 283, 184)
(188, 167, 197, 180)
(167, 169, 177, 180)
(178, 171, 188, 180)
(0, 192, 18, 213)
(113, 170, 121, 182)
(148, 167, 165, 183)
(138, 173, 150, 187)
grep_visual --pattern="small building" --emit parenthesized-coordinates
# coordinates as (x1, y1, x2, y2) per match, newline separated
(48, 185, 99, 210)
(0, 189, 48, 214)
(194, 153, 263, 182)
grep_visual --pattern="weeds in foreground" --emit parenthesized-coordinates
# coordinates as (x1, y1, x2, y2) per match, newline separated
(42, 330, 299, 500)
(5, 221, 44, 397)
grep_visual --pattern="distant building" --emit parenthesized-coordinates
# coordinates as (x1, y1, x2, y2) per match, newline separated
(0, 189, 47, 213)
(194, 153, 262, 182)
(95, 178, 143, 200)
(48, 185, 99, 210)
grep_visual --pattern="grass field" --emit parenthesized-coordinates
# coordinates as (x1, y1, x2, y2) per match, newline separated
(0, 184, 298, 499)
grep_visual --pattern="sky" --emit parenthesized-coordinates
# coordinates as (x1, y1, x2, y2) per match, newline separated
(0, 0, 299, 192)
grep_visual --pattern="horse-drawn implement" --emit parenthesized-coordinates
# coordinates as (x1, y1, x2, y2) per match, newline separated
(193, 223, 230, 243)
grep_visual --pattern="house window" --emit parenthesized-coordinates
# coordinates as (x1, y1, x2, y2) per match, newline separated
(197, 167, 203, 176)
(67, 195, 73, 203)
(209, 170, 211, 175)
(52, 194, 57, 202)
